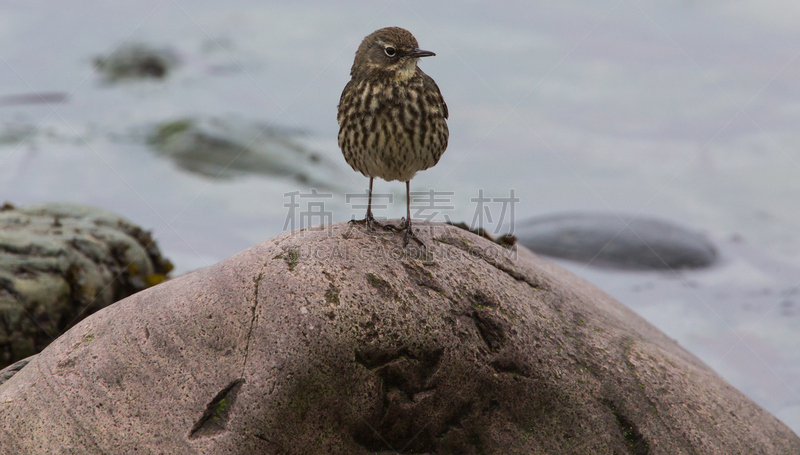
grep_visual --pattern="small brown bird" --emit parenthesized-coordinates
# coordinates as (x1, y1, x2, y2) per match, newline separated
(337, 27, 449, 245)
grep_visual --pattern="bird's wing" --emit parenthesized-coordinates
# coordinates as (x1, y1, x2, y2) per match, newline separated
(423, 74, 448, 120)
(337, 79, 358, 127)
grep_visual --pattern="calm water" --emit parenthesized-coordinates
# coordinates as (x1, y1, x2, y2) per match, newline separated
(1, 0, 799, 434)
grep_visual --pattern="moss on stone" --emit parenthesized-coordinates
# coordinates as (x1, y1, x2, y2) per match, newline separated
(153, 119, 193, 143)
(325, 283, 340, 306)
(286, 251, 300, 271)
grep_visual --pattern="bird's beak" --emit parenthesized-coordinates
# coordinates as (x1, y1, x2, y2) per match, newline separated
(407, 48, 436, 58)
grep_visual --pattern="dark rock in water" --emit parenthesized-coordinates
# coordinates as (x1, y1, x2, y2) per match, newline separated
(0, 92, 69, 107)
(0, 203, 173, 368)
(0, 123, 38, 146)
(94, 44, 179, 81)
(515, 212, 717, 270)
(147, 117, 341, 189)
(0, 222, 796, 454)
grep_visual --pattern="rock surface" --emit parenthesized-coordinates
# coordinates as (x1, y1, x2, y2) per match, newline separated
(516, 212, 718, 270)
(0, 203, 173, 368)
(0, 222, 796, 454)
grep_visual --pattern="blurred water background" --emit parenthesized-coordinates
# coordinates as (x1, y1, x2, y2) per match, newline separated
(1, 0, 798, 434)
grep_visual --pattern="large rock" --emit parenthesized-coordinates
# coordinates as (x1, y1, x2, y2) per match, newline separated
(0, 203, 173, 368)
(0, 222, 796, 454)
(516, 212, 718, 270)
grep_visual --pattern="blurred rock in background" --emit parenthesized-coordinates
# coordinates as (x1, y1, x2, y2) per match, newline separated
(516, 212, 718, 271)
(94, 43, 180, 82)
(146, 116, 343, 189)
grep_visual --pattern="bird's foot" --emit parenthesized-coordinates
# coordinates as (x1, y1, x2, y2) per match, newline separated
(385, 218, 424, 247)
(356, 216, 423, 246)
(350, 212, 387, 231)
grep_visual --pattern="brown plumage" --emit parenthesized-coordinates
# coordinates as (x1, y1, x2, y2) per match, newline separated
(337, 27, 449, 245)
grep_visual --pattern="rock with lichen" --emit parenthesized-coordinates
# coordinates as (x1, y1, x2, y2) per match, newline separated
(146, 117, 341, 189)
(0, 203, 173, 368)
(0, 221, 796, 454)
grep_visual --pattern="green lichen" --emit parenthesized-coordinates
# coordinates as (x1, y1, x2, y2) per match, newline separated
(189, 379, 243, 438)
(325, 283, 340, 305)
(212, 396, 231, 421)
(154, 119, 193, 142)
(286, 251, 299, 271)
(365, 272, 397, 300)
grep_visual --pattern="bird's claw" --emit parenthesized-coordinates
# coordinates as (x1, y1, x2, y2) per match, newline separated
(354, 215, 424, 246)
(381, 222, 402, 232)
(390, 217, 424, 247)
(403, 228, 424, 247)
(350, 211, 385, 231)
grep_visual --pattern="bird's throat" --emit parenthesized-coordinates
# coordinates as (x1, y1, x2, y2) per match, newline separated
(393, 59, 418, 82)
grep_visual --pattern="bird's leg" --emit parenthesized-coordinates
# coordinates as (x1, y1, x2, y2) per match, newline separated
(365, 177, 377, 230)
(350, 178, 384, 231)
(402, 181, 424, 246)
(385, 182, 424, 245)
(380, 181, 423, 245)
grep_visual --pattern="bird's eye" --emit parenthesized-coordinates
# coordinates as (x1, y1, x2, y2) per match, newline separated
(384, 46, 397, 57)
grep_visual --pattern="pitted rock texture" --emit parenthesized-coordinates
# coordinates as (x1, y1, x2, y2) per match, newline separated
(0, 221, 796, 454)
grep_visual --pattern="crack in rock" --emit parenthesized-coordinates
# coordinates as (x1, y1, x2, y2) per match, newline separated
(189, 378, 245, 439)
(434, 233, 543, 290)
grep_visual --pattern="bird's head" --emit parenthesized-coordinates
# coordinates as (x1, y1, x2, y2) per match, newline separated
(350, 27, 435, 82)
